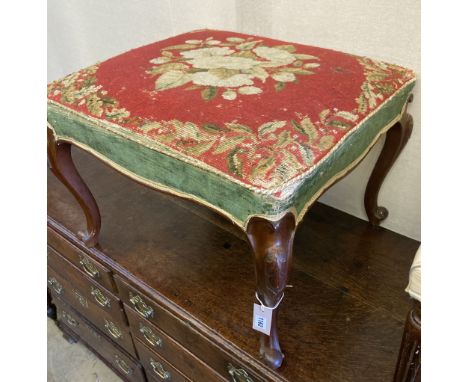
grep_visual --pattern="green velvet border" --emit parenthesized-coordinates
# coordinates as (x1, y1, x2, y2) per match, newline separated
(47, 81, 414, 227)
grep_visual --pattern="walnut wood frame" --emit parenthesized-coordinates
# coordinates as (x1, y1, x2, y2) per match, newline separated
(47, 98, 413, 369)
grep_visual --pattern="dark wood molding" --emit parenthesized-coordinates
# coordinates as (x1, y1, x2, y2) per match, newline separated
(47, 128, 101, 246)
(246, 212, 296, 369)
(393, 300, 421, 382)
(365, 95, 414, 226)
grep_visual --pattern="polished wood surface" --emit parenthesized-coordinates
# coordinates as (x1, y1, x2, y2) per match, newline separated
(246, 213, 296, 369)
(48, 147, 420, 381)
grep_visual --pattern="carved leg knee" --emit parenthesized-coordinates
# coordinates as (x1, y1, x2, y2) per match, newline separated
(246, 213, 296, 369)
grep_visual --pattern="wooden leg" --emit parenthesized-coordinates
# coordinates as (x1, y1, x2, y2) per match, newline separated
(365, 98, 414, 226)
(246, 212, 296, 369)
(47, 128, 101, 247)
(394, 301, 421, 382)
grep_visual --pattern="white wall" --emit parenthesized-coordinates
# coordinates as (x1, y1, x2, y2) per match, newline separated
(48, 0, 420, 240)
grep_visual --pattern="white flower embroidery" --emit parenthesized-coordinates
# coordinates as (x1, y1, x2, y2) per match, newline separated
(150, 57, 171, 65)
(222, 90, 237, 100)
(192, 71, 254, 87)
(238, 86, 262, 95)
(191, 56, 258, 70)
(272, 72, 296, 82)
(148, 37, 320, 101)
(180, 46, 234, 59)
(253, 46, 296, 66)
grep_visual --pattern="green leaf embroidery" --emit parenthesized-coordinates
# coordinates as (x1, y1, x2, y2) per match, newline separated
(147, 63, 189, 76)
(279, 67, 313, 75)
(225, 123, 253, 133)
(201, 123, 223, 134)
(300, 117, 318, 141)
(183, 141, 215, 156)
(212, 136, 246, 155)
(250, 156, 276, 179)
(258, 121, 287, 138)
(228, 148, 244, 177)
(327, 120, 350, 129)
(319, 109, 330, 124)
(162, 44, 199, 50)
(297, 143, 315, 166)
(274, 45, 296, 53)
(201, 86, 217, 101)
(317, 135, 335, 151)
(236, 40, 261, 50)
(293, 53, 319, 60)
(334, 111, 358, 122)
(291, 119, 306, 134)
(275, 82, 286, 92)
(155, 70, 191, 91)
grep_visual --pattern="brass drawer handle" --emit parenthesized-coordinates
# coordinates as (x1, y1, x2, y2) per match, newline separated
(72, 289, 88, 308)
(227, 363, 254, 382)
(91, 286, 111, 308)
(79, 256, 100, 279)
(60, 310, 78, 327)
(48, 277, 63, 295)
(139, 324, 163, 348)
(150, 359, 171, 380)
(104, 320, 122, 339)
(129, 293, 154, 318)
(114, 354, 134, 375)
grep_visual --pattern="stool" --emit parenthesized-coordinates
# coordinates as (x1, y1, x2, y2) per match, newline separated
(47, 29, 416, 369)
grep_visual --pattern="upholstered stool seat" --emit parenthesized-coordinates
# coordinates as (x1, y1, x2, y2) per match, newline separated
(47, 29, 416, 369)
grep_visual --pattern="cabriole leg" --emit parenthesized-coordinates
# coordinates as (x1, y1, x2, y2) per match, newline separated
(365, 96, 414, 226)
(246, 212, 296, 369)
(47, 128, 101, 246)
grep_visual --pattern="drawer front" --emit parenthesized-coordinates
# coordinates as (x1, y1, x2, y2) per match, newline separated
(48, 267, 137, 358)
(115, 276, 261, 382)
(127, 307, 225, 382)
(135, 339, 189, 382)
(47, 227, 116, 292)
(54, 299, 145, 382)
(48, 246, 125, 323)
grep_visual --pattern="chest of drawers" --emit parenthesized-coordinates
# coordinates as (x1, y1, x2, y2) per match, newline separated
(47, 148, 419, 382)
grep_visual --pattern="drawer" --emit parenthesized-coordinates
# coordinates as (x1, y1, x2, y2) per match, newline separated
(127, 306, 225, 382)
(54, 298, 145, 382)
(135, 339, 189, 382)
(115, 276, 261, 382)
(48, 246, 125, 322)
(47, 227, 116, 292)
(48, 267, 137, 358)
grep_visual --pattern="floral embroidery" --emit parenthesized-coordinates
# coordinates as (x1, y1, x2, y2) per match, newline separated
(47, 31, 415, 190)
(47, 65, 138, 125)
(146, 36, 321, 101)
(355, 57, 413, 114)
